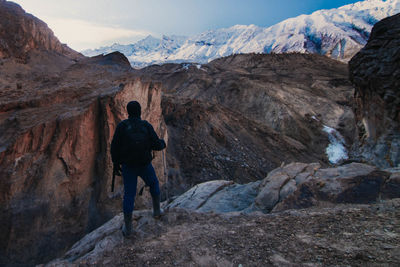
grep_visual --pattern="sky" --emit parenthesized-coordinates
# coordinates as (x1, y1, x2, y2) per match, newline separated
(13, 0, 363, 51)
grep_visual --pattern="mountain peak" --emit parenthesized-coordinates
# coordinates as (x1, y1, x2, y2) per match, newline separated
(81, 0, 400, 67)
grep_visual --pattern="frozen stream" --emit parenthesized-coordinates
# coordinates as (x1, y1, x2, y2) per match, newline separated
(322, 125, 349, 164)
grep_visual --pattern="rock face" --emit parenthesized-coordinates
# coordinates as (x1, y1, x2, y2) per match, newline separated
(0, 1, 81, 60)
(0, 53, 167, 265)
(166, 162, 399, 213)
(141, 53, 355, 196)
(349, 14, 400, 168)
(0, 3, 167, 264)
(44, 184, 400, 266)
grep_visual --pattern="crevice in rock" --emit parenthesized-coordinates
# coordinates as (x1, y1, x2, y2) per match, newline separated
(196, 182, 234, 210)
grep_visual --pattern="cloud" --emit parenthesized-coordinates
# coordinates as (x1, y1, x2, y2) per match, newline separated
(42, 17, 154, 51)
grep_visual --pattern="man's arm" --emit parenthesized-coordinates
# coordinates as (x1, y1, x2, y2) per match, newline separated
(111, 122, 124, 164)
(145, 122, 166, 151)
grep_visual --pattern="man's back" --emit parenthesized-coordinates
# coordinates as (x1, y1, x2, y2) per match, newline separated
(111, 117, 165, 167)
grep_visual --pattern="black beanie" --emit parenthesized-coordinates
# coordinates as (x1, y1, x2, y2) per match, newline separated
(127, 101, 141, 118)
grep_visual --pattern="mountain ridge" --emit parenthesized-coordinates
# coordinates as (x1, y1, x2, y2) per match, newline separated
(82, 0, 400, 68)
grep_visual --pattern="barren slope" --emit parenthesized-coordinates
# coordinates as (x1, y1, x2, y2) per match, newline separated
(140, 53, 355, 197)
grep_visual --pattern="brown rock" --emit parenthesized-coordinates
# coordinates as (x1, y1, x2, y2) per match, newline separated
(254, 173, 290, 212)
(0, 1, 82, 61)
(381, 172, 400, 199)
(274, 163, 391, 212)
(0, 44, 166, 267)
(349, 14, 400, 168)
(141, 53, 355, 195)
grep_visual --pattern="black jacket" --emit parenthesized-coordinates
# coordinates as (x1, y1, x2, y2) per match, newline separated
(111, 117, 166, 166)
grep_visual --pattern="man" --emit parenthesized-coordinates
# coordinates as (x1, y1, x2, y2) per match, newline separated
(111, 100, 166, 237)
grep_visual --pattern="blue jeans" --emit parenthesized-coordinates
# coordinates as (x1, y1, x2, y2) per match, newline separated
(122, 163, 161, 213)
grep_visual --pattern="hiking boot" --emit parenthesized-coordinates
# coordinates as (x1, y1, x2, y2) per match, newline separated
(122, 212, 132, 237)
(152, 194, 164, 219)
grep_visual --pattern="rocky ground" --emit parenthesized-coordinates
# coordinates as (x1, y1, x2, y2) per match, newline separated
(46, 161, 400, 266)
(47, 199, 400, 266)
(140, 53, 355, 197)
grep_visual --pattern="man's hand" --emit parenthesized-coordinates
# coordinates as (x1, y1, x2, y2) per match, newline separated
(113, 163, 122, 176)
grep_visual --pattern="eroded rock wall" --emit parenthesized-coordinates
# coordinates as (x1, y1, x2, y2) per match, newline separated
(0, 56, 166, 264)
(141, 53, 356, 196)
(0, 1, 81, 60)
(349, 14, 400, 168)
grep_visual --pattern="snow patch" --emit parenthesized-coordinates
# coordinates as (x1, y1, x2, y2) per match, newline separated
(323, 125, 349, 164)
(181, 63, 191, 70)
(81, 0, 400, 67)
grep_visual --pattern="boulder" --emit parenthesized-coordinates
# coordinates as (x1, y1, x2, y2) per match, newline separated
(167, 162, 398, 214)
(167, 180, 234, 211)
(349, 14, 400, 168)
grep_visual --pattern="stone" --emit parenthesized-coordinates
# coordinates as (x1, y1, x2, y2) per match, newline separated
(276, 163, 392, 211)
(168, 162, 396, 215)
(281, 162, 309, 178)
(381, 172, 400, 199)
(166, 180, 234, 211)
(279, 179, 297, 200)
(254, 173, 290, 212)
(349, 13, 400, 168)
(197, 181, 261, 213)
(315, 163, 377, 180)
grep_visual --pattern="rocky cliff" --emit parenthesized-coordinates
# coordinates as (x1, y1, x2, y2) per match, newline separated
(349, 13, 400, 168)
(140, 53, 355, 196)
(0, 54, 167, 265)
(0, 1, 81, 61)
(0, 2, 167, 264)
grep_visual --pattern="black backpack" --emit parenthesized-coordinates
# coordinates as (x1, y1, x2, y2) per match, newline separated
(120, 119, 152, 165)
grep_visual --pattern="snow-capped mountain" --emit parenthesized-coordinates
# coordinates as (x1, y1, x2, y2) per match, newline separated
(82, 0, 400, 68)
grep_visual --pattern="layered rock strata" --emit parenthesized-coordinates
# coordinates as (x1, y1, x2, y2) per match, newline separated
(141, 53, 355, 196)
(0, 3, 167, 263)
(0, 3, 167, 264)
(0, 51, 167, 264)
(349, 14, 400, 168)
(0, 1, 81, 60)
(167, 162, 399, 213)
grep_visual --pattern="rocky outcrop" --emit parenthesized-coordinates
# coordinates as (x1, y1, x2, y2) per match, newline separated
(141, 53, 355, 196)
(0, 49, 166, 266)
(0, 1, 81, 60)
(349, 14, 400, 168)
(0, 4, 169, 265)
(44, 193, 400, 266)
(166, 162, 399, 213)
(42, 162, 399, 265)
